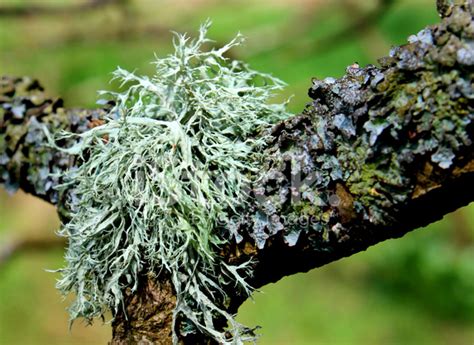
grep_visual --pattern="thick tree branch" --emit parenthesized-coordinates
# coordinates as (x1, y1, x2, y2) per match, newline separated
(0, 1, 473, 344)
(232, 2, 474, 288)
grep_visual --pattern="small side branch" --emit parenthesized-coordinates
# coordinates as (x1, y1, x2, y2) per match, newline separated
(0, 236, 65, 267)
(0, 0, 121, 17)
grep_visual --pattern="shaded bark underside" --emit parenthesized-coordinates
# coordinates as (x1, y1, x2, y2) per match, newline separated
(1, 1, 473, 344)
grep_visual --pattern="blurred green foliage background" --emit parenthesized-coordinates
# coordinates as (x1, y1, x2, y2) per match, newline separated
(0, 0, 473, 344)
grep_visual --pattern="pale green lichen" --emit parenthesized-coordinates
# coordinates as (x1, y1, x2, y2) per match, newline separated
(52, 21, 290, 343)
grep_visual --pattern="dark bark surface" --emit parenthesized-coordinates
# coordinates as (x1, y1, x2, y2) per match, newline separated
(110, 276, 176, 345)
(1, 1, 473, 344)
(229, 1, 474, 289)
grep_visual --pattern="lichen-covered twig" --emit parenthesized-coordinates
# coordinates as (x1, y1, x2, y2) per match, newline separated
(1, 1, 473, 344)
(0, 76, 106, 216)
(230, 1, 474, 290)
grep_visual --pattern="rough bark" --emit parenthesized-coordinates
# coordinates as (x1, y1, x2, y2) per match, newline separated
(110, 276, 176, 345)
(1, 1, 473, 344)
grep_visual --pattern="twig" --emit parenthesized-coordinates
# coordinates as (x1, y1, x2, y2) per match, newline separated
(0, 0, 120, 17)
(245, 0, 394, 57)
(0, 236, 65, 267)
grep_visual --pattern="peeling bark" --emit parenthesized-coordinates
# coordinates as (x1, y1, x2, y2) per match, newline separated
(1, 1, 473, 344)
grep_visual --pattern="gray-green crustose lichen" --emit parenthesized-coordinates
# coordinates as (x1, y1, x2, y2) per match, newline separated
(50, 22, 290, 343)
(0, 76, 104, 206)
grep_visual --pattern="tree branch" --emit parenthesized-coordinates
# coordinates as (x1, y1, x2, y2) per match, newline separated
(0, 1, 473, 343)
(0, 236, 65, 268)
(0, 0, 121, 17)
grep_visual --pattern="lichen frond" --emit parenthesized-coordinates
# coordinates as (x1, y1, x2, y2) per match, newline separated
(54, 20, 290, 343)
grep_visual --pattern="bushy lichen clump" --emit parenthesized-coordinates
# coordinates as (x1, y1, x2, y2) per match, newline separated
(54, 22, 289, 343)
